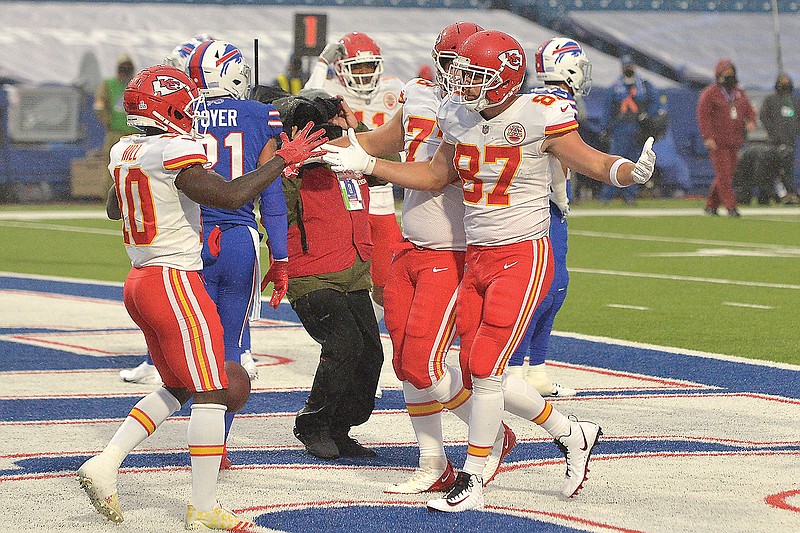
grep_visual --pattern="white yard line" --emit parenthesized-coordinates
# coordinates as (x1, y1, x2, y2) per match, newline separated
(723, 302, 775, 310)
(0, 220, 119, 236)
(569, 207, 800, 217)
(570, 230, 800, 253)
(606, 304, 650, 311)
(570, 267, 800, 290)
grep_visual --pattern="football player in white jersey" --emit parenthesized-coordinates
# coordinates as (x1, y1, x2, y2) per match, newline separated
(305, 31, 404, 323)
(334, 21, 516, 495)
(325, 31, 656, 512)
(76, 65, 326, 530)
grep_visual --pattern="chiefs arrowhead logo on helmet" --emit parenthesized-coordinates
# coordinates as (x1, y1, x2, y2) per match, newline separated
(498, 50, 523, 72)
(152, 75, 189, 97)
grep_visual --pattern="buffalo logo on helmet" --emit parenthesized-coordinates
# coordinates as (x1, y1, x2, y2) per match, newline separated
(152, 75, 189, 97)
(551, 41, 583, 64)
(504, 122, 526, 144)
(497, 49, 524, 72)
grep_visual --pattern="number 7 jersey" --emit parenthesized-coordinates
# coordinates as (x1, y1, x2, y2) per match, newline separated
(437, 88, 578, 246)
(109, 133, 209, 270)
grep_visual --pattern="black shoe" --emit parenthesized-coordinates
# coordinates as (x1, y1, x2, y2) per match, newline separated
(704, 207, 719, 216)
(293, 427, 339, 459)
(728, 208, 741, 217)
(332, 434, 377, 457)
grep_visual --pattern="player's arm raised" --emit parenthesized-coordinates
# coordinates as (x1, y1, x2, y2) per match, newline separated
(177, 123, 327, 209)
(545, 130, 655, 187)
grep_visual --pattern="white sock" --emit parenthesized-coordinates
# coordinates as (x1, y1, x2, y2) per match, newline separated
(502, 373, 570, 438)
(402, 381, 446, 463)
(103, 388, 181, 468)
(462, 376, 503, 477)
(425, 364, 472, 425)
(188, 403, 227, 512)
(372, 299, 384, 323)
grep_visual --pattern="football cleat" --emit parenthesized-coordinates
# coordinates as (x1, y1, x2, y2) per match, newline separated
(427, 472, 484, 513)
(185, 503, 255, 531)
(240, 351, 258, 381)
(483, 422, 517, 486)
(119, 361, 162, 385)
(527, 364, 577, 397)
(385, 460, 456, 494)
(76, 455, 123, 523)
(541, 383, 577, 398)
(555, 418, 602, 498)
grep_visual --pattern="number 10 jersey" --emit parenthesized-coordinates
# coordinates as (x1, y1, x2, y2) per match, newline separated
(109, 133, 209, 270)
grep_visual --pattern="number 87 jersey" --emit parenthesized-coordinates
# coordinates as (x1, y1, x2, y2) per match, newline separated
(437, 86, 578, 247)
(110, 133, 209, 270)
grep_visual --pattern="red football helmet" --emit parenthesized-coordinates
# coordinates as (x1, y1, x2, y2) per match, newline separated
(123, 65, 205, 136)
(334, 32, 383, 97)
(432, 21, 484, 90)
(449, 30, 526, 112)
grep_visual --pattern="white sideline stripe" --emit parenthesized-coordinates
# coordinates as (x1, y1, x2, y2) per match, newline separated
(723, 302, 775, 310)
(606, 304, 650, 311)
(0, 271, 123, 287)
(551, 330, 800, 371)
(569, 207, 800, 217)
(570, 230, 800, 253)
(0, 210, 108, 221)
(570, 267, 800, 290)
(0, 220, 119, 236)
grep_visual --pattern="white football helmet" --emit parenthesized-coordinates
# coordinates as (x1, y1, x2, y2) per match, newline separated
(534, 37, 592, 96)
(333, 32, 384, 98)
(163, 34, 215, 73)
(187, 40, 251, 99)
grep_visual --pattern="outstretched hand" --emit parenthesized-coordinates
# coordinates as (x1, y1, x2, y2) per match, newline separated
(319, 42, 346, 65)
(631, 136, 656, 184)
(323, 129, 376, 175)
(274, 122, 329, 167)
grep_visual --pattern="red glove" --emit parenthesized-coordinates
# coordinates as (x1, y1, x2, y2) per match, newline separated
(274, 122, 329, 167)
(261, 259, 289, 309)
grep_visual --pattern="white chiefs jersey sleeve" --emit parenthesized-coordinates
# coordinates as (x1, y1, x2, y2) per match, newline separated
(109, 134, 208, 270)
(311, 75, 403, 216)
(398, 78, 466, 251)
(438, 91, 578, 246)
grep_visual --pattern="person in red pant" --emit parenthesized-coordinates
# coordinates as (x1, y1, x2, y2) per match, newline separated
(697, 59, 756, 216)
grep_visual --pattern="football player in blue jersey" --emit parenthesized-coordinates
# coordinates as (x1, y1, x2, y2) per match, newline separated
(185, 40, 289, 465)
(504, 38, 589, 398)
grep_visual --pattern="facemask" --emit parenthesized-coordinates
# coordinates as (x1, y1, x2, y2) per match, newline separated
(720, 74, 736, 89)
(622, 68, 635, 84)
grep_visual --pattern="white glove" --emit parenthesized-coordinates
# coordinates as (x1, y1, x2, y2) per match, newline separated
(631, 136, 656, 184)
(551, 167, 569, 217)
(319, 42, 345, 65)
(323, 129, 376, 174)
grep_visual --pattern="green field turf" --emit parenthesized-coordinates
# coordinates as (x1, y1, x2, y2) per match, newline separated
(2, 200, 798, 365)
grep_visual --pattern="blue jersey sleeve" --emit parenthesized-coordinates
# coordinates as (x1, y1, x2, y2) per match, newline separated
(260, 178, 288, 260)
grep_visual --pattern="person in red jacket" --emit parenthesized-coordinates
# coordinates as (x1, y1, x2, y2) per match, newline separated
(697, 59, 757, 216)
(263, 89, 384, 460)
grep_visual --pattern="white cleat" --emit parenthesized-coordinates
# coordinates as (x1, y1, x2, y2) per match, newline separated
(527, 364, 577, 397)
(76, 455, 123, 523)
(185, 502, 255, 531)
(240, 351, 258, 381)
(540, 383, 577, 398)
(427, 472, 484, 513)
(555, 418, 602, 498)
(119, 361, 161, 385)
(385, 460, 456, 494)
(483, 422, 517, 486)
